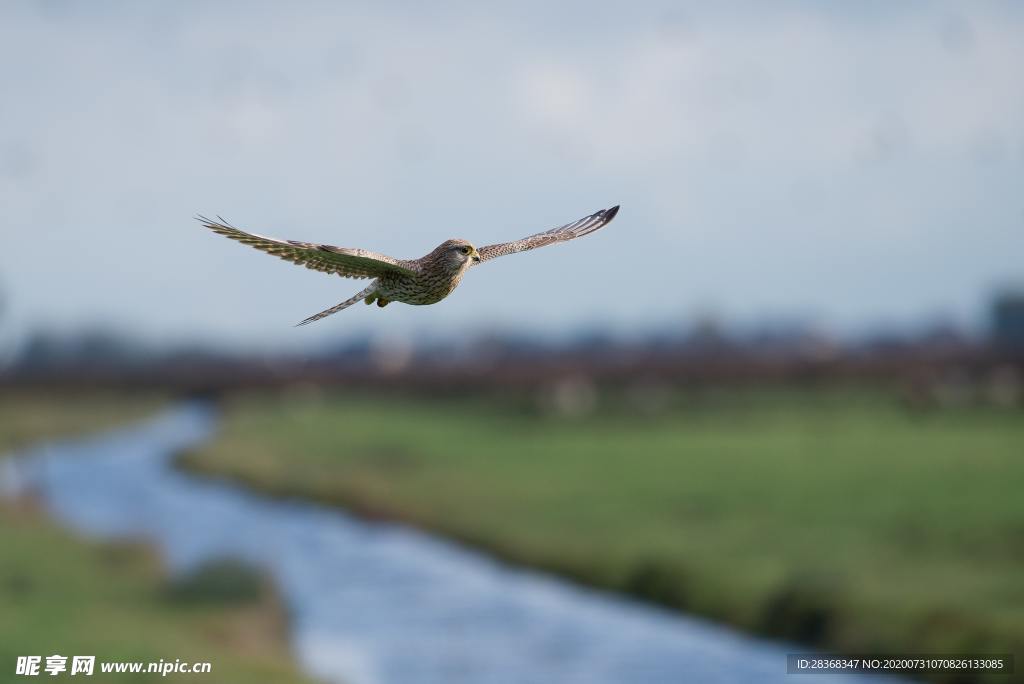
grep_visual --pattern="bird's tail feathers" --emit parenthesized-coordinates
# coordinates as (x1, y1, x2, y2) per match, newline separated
(295, 283, 378, 327)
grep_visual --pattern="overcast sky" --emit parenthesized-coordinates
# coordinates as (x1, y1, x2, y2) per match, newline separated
(1, 1, 1021, 351)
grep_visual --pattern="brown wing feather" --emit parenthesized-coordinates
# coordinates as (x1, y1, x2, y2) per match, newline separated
(477, 205, 619, 263)
(197, 215, 417, 280)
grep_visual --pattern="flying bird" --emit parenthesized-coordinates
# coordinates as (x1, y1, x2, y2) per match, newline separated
(197, 205, 619, 326)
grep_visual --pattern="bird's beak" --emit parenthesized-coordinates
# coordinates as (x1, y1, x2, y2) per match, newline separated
(471, 250, 481, 263)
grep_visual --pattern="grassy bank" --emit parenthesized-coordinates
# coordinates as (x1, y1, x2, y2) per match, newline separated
(0, 502, 315, 682)
(0, 391, 162, 452)
(0, 393, 315, 683)
(183, 387, 1024, 681)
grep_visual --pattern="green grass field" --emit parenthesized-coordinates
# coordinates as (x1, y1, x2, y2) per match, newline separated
(184, 386, 1024, 679)
(0, 394, 314, 683)
(0, 391, 161, 452)
(0, 503, 316, 683)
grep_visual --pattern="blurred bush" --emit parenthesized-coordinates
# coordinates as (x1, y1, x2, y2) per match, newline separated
(165, 558, 267, 606)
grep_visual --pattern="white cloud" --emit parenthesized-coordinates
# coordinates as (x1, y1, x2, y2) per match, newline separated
(512, 8, 1024, 167)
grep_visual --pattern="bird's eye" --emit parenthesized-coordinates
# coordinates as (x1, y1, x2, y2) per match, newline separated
(460, 246, 471, 254)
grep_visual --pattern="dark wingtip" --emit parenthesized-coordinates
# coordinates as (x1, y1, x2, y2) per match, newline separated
(605, 205, 620, 221)
(195, 214, 224, 229)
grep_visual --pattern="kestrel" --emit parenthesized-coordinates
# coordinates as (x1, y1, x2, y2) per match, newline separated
(197, 205, 619, 326)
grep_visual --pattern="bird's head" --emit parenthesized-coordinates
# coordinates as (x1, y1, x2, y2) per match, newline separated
(435, 239, 481, 270)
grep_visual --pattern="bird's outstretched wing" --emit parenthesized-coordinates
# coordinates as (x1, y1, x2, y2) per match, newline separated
(476, 205, 619, 263)
(197, 216, 418, 279)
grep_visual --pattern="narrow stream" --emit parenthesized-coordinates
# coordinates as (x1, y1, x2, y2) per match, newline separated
(2, 404, 896, 684)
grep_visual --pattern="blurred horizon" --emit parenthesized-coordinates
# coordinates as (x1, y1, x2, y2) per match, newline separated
(3, 286, 1023, 365)
(2, 1, 1023, 355)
